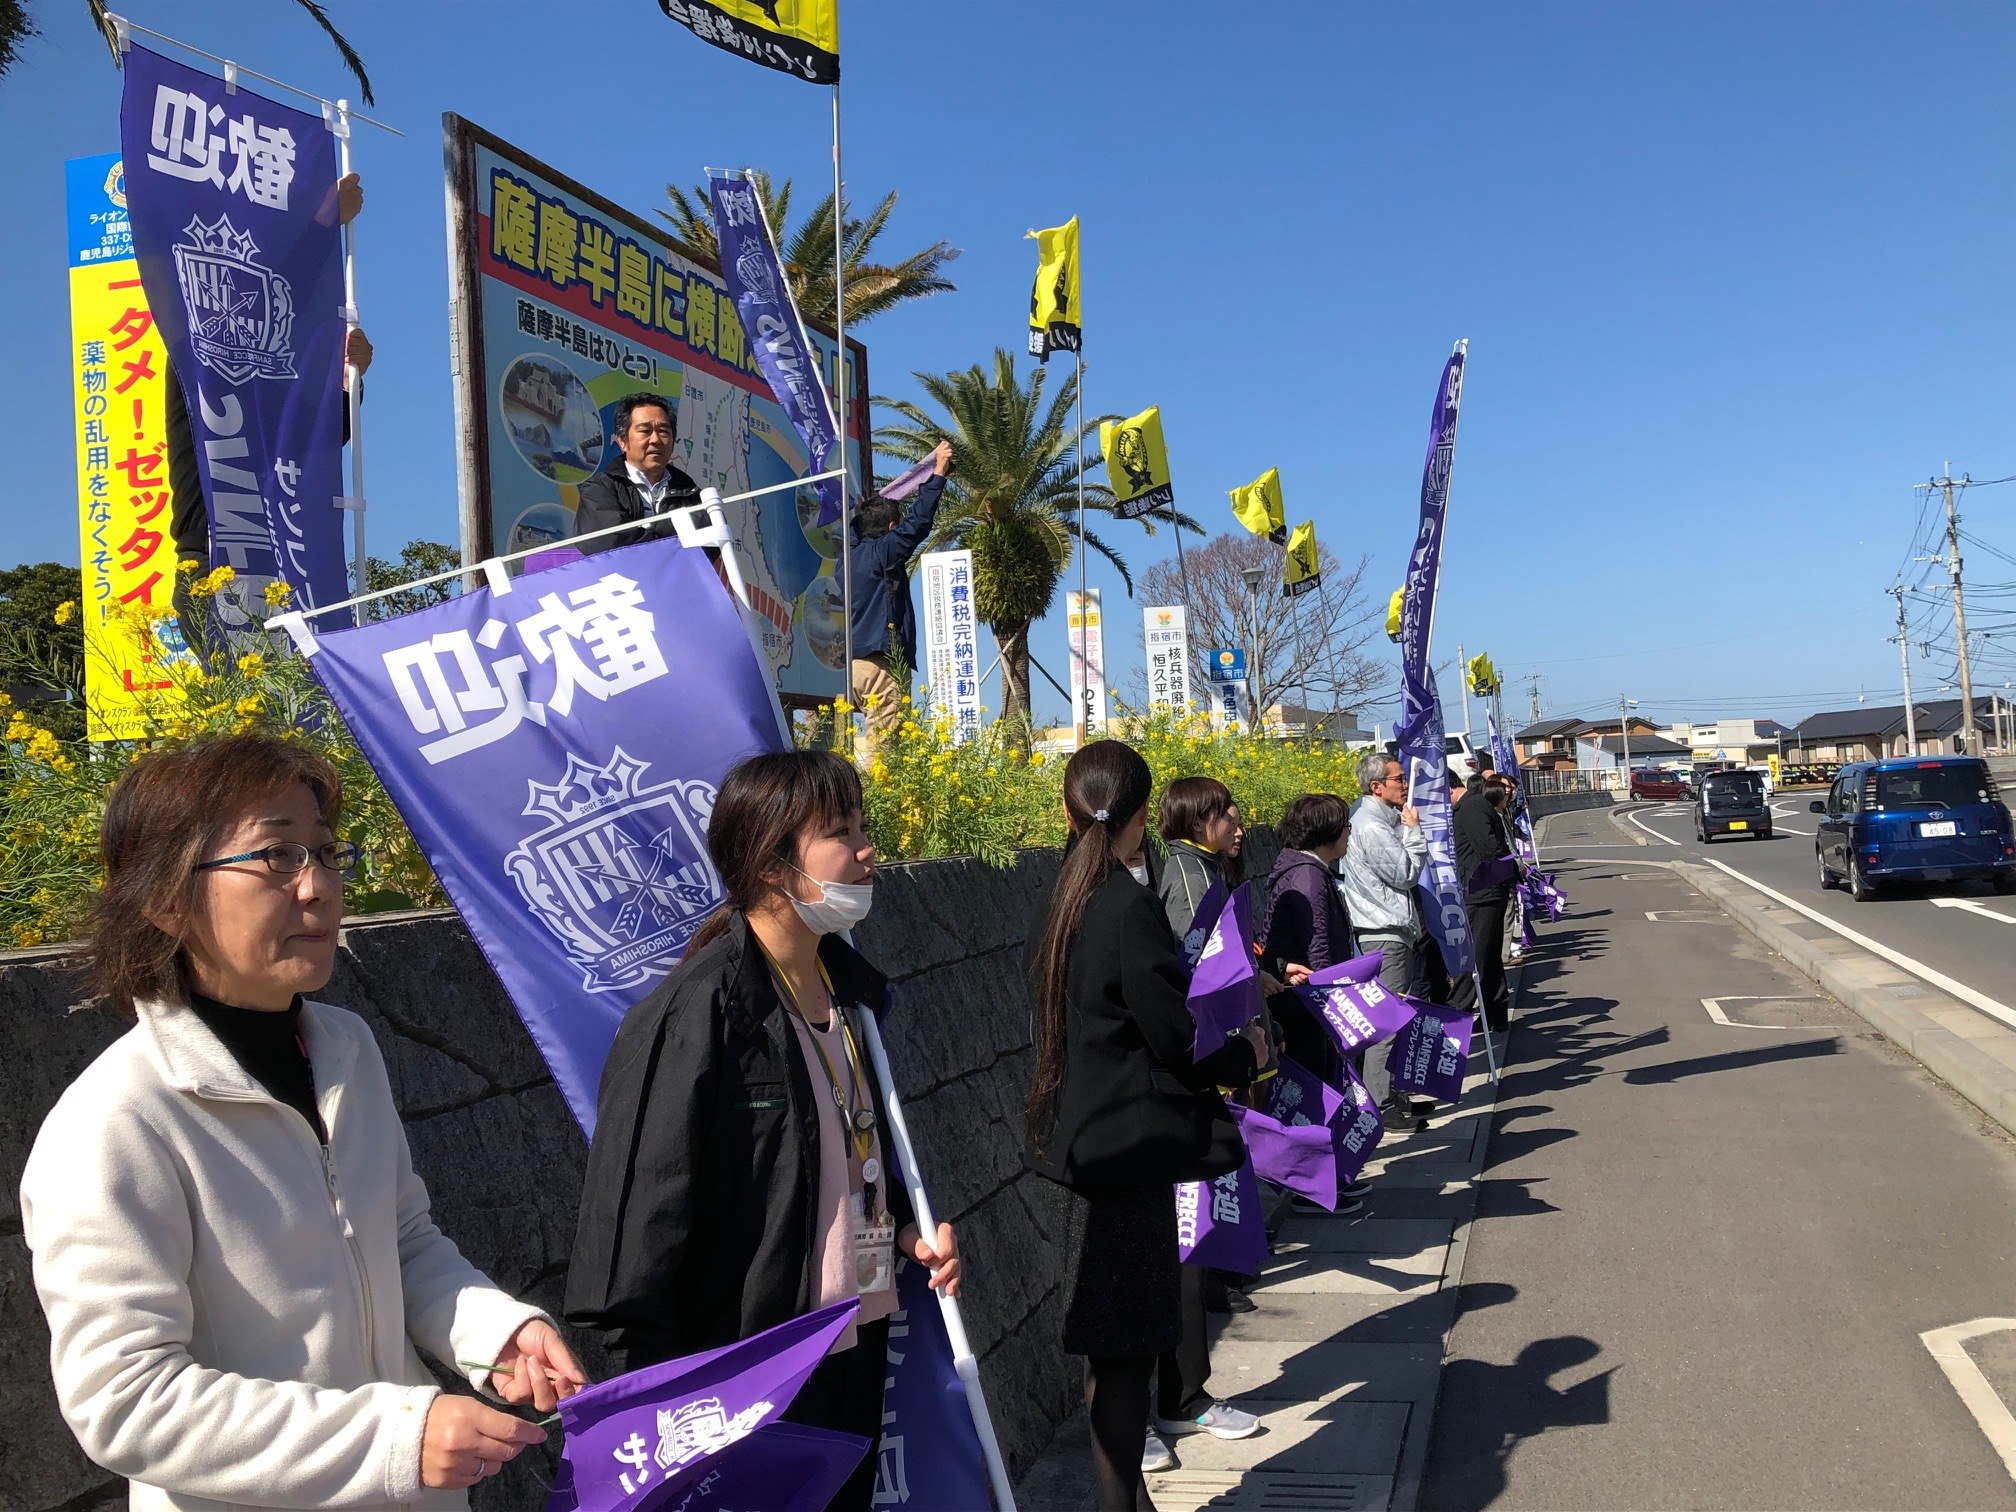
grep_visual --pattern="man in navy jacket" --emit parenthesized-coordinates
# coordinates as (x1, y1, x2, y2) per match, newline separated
(846, 440, 951, 758)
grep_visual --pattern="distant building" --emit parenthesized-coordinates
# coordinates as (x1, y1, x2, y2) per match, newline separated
(1659, 718, 1790, 767)
(1577, 732, 1689, 774)
(1514, 715, 1661, 772)
(1783, 698, 2004, 762)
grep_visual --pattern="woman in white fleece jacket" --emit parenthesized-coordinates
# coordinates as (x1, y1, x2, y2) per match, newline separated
(20, 734, 586, 1510)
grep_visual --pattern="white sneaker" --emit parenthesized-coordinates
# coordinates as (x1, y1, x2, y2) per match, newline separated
(1156, 1401, 1262, 1440)
(1141, 1428, 1177, 1473)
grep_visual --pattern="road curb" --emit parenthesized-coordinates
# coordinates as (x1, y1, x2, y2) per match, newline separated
(1682, 860, 2016, 1140)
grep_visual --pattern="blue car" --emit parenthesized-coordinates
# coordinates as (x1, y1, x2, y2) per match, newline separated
(1812, 756, 2016, 901)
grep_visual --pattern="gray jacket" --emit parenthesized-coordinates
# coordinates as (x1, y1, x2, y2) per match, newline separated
(1157, 839, 1224, 961)
(1341, 795, 1428, 938)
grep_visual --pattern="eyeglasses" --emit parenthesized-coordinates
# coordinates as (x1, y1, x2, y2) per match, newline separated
(194, 841, 363, 878)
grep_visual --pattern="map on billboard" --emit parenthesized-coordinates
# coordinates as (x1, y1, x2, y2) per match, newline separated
(445, 116, 867, 701)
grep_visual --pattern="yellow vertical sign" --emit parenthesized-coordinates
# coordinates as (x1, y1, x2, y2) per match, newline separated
(67, 153, 185, 740)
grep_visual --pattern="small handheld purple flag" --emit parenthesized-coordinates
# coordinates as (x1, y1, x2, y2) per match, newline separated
(877, 456, 938, 502)
(1179, 877, 1229, 970)
(1334, 1060, 1388, 1183)
(547, 1299, 860, 1511)
(1467, 854, 1521, 893)
(1186, 882, 1263, 1061)
(1389, 1001, 1474, 1105)
(1307, 952, 1387, 988)
(1176, 1161, 1268, 1276)
(1231, 1101, 1337, 1208)
(640, 1421, 870, 1512)
(1301, 970, 1418, 1057)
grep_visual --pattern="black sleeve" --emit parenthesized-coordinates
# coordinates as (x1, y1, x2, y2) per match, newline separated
(885, 475, 945, 558)
(563, 981, 717, 1367)
(1263, 882, 1315, 977)
(572, 474, 634, 556)
(1115, 887, 1259, 1090)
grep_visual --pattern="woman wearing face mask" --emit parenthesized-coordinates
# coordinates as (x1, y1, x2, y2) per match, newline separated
(566, 750, 959, 1512)
(1027, 741, 1269, 1511)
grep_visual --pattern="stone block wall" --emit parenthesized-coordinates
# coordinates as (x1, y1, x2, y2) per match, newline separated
(0, 850, 1065, 1512)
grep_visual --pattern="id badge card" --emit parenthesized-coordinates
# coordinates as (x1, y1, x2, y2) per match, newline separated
(849, 1190, 895, 1296)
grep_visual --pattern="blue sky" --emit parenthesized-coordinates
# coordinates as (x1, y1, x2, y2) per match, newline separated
(5, 0, 2012, 732)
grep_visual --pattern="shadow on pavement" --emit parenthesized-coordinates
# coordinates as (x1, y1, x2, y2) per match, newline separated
(1421, 1335, 1616, 1511)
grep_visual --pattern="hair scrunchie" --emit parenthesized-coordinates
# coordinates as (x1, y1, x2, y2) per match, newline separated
(1093, 808, 1110, 823)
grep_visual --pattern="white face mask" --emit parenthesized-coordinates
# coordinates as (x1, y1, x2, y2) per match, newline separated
(789, 866, 874, 935)
(1126, 862, 1150, 887)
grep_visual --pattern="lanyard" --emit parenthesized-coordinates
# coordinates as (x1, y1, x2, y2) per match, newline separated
(758, 945, 877, 1168)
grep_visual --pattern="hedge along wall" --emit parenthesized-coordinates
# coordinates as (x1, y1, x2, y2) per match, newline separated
(0, 850, 1069, 1512)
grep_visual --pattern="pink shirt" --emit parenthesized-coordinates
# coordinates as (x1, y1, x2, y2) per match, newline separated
(787, 1009, 898, 1352)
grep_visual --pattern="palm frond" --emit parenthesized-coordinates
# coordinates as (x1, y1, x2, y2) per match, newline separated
(289, 0, 374, 105)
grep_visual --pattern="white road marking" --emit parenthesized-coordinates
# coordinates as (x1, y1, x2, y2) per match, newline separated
(1644, 910, 1726, 923)
(1624, 807, 1681, 846)
(1700, 995, 1833, 1030)
(1933, 897, 2016, 926)
(1921, 1318, 2016, 1483)
(1697, 856, 2016, 1034)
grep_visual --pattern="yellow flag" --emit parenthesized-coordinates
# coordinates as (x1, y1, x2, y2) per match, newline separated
(1385, 588, 1405, 642)
(657, 0, 839, 84)
(1229, 467, 1286, 544)
(1284, 521, 1322, 598)
(1465, 653, 1500, 696)
(1100, 406, 1173, 521)
(1027, 217, 1081, 362)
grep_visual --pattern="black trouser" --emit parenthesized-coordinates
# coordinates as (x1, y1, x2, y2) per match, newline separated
(782, 1317, 890, 1512)
(1456, 894, 1511, 1030)
(1155, 1262, 1212, 1422)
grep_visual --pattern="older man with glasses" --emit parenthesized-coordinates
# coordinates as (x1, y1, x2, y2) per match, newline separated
(1339, 750, 1431, 1130)
(574, 392, 701, 554)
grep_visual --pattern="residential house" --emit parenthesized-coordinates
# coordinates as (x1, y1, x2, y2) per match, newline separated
(1784, 698, 2002, 762)
(1514, 715, 1660, 772)
(1660, 718, 1790, 765)
(1577, 732, 1690, 774)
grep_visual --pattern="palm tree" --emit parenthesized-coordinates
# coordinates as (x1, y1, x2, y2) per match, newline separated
(876, 349, 1201, 733)
(662, 171, 957, 328)
(0, 1, 376, 100)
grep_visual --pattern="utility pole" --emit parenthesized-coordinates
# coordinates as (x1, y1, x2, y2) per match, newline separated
(1619, 694, 1634, 789)
(1457, 642, 1473, 734)
(1889, 585, 1918, 756)
(1933, 466, 1979, 754)
(1526, 673, 1542, 725)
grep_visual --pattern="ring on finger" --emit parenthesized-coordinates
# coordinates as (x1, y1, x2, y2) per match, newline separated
(477, 1459, 489, 1477)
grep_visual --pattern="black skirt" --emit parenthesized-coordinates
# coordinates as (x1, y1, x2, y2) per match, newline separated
(1059, 1182, 1182, 1358)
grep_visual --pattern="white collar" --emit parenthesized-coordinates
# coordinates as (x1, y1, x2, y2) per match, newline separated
(625, 461, 670, 492)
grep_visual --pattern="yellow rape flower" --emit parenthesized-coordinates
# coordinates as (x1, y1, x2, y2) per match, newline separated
(53, 600, 77, 626)
(237, 653, 267, 677)
(263, 579, 293, 607)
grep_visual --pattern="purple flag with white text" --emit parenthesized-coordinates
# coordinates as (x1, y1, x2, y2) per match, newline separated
(546, 1299, 863, 1511)
(302, 537, 786, 1135)
(1395, 347, 1474, 979)
(120, 42, 351, 624)
(1334, 1059, 1387, 1182)
(1185, 881, 1263, 1060)
(708, 174, 846, 527)
(1232, 1101, 1337, 1208)
(1176, 1161, 1268, 1276)
(1302, 955, 1419, 1056)
(1388, 1001, 1474, 1105)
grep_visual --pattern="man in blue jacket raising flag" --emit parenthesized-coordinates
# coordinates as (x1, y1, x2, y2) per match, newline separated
(847, 439, 952, 760)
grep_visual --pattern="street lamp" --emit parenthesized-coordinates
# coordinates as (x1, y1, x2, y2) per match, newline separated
(1241, 566, 1265, 731)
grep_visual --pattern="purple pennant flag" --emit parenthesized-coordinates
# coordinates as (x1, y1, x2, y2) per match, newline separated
(547, 1299, 862, 1511)
(1185, 881, 1262, 1061)
(1175, 1161, 1269, 1276)
(1307, 951, 1386, 988)
(1334, 1059, 1388, 1183)
(1231, 1101, 1337, 1208)
(1521, 869, 1566, 923)
(1388, 1000, 1474, 1105)
(877, 456, 937, 502)
(1300, 970, 1418, 1058)
(1264, 1052, 1347, 1135)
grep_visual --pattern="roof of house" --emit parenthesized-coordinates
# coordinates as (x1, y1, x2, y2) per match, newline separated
(1515, 717, 1583, 741)
(1275, 705, 1373, 741)
(1585, 733, 1689, 756)
(1788, 698, 1993, 742)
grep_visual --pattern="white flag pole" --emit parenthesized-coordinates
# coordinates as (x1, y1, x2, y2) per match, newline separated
(855, 1009, 1018, 1511)
(831, 81, 856, 746)
(330, 99, 368, 606)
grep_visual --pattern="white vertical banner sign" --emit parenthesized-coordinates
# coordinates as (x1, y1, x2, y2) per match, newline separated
(919, 548, 982, 745)
(1144, 604, 1192, 713)
(1204, 646, 1247, 734)
(1067, 589, 1108, 741)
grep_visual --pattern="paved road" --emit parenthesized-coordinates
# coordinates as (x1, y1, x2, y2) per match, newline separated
(1614, 792, 2016, 1039)
(1422, 803, 2016, 1511)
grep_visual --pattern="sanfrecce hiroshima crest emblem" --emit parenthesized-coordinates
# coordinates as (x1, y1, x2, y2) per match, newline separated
(506, 749, 722, 993)
(172, 213, 297, 382)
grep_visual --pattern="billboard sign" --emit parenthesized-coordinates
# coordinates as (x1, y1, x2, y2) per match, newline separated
(1143, 604, 1191, 713)
(443, 117, 867, 702)
(919, 548, 982, 744)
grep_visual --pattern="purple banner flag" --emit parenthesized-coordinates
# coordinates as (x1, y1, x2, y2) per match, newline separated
(1300, 971, 1418, 1057)
(1335, 1060, 1387, 1183)
(1231, 1101, 1337, 1208)
(547, 1299, 863, 1511)
(708, 174, 846, 527)
(1395, 346, 1474, 979)
(1488, 712, 1518, 790)
(1185, 881, 1263, 1061)
(120, 42, 351, 623)
(1176, 1161, 1268, 1276)
(877, 456, 937, 503)
(1389, 1001, 1474, 1105)
(300, 537, 786, 1134)
(872, 1246, 991, 1504)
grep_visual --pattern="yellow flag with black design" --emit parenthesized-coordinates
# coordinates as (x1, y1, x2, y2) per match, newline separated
(1100, 406, 1173, 521)
(1027, 218, 1081, 362)
(1386, 587, 1405, 642)
(1230, 467, 1287, 544)
(1284, 521, 1322, 598)
(1466, 653, 1500, 696)
(657, 0, 839, 84)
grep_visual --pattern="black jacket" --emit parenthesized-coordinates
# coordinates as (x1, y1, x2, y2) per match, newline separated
(572, 456, 702, 555)
(1453, 789, 1515, 901)
(1025, 868, 1257, 1193)
(845, 476, 946, 666)
(564, 915, 913, 1372)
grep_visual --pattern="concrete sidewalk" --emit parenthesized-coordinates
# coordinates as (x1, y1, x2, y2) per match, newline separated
(1015, 1057, 1501, 1511)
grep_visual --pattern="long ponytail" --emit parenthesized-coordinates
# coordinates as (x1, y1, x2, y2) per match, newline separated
(1027, 739, 1155, 1147)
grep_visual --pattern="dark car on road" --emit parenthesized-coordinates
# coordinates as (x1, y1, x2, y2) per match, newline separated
(1813, 756, 2016, 901)
(1629, 768, 1691, 801)
(1695, 768, 1771, 842)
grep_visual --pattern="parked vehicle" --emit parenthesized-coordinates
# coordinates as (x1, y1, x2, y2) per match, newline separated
(1445, 731, 1481, 784)
(1629, 768, 1692, 801)
(1813, 756, 2016, 901)
(1695, 769, 1771, 842)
